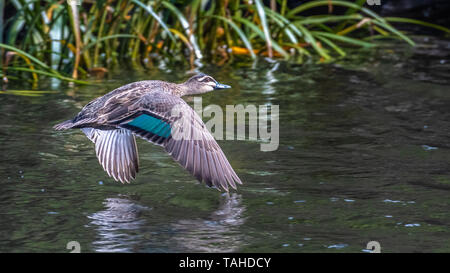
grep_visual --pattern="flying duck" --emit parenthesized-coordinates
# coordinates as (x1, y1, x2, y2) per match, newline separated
(54, 74, 242, 191)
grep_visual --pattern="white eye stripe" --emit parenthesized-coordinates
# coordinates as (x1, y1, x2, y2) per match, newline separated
(197, 76, 215, 83)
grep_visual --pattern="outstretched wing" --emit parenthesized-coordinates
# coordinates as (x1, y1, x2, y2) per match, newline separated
(110, 91, 242, 191)
(82, 128, 139, 183)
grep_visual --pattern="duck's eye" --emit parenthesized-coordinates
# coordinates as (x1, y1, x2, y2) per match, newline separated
(198, 76, 215, 83)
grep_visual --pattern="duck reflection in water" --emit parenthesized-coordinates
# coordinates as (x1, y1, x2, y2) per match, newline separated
(88, 196, 150, 252)
(88, 193, 245, 252)
(171, 193, 246, 252)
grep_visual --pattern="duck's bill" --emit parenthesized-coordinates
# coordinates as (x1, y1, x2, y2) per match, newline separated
(215, 83, 231, 89)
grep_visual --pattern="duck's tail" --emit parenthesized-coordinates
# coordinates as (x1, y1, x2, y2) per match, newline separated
(53, 119, 75, 130)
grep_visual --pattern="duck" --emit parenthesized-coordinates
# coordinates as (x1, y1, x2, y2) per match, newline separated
(54, 73, 242, 191)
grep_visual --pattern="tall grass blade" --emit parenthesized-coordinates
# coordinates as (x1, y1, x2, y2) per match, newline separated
(210, 15, 256, 59)
(235, 17, 289, 58)
(255, 0, 273, 58)
(385, 17, 450, 34)
(68, 0, 81, 78)
(131, 0, 176, 43)
(295, 24, 331, 60)
(162, 1, 202, 59)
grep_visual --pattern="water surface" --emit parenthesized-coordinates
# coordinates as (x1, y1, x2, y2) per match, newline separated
(1, 36, 449, 252)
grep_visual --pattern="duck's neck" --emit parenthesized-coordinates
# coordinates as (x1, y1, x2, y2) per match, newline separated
(173, 82, 191, 97)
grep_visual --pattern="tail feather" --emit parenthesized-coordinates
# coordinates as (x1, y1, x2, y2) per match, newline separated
(53, 120, 74, 130)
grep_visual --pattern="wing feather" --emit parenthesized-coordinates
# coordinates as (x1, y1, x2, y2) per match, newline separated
(82, 128, 139, 183)
(114, 92, 242, 191)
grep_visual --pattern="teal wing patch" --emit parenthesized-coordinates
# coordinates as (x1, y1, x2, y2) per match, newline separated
(126, 114, 171, 138)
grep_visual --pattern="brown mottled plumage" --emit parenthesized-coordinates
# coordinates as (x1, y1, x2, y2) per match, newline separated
(54, 74, 242, 191)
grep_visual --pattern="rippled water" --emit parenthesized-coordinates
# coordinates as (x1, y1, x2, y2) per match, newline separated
(1, 36, 449, 252)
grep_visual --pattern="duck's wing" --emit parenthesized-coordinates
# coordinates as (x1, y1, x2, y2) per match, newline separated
(109, 91, 242, 191)
(67, 80, 165, 129)
(82, 128, 139, 183)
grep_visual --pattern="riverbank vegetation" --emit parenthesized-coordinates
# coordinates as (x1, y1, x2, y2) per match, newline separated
(1, 0, 449, 85)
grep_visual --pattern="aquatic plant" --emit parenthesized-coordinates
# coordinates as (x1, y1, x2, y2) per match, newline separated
(1, 0, 449, 84)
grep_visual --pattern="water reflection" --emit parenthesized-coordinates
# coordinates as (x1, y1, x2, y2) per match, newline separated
(88, 196, 150, 252)
(172, 193, 246, 252)
(88, 193, 245, 252)
(262, 62, 279, 99)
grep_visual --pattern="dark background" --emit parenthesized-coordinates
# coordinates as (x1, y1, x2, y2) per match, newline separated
(270, 0, 450, 29)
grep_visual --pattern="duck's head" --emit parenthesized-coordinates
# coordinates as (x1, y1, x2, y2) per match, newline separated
(183, 73, 231, 95)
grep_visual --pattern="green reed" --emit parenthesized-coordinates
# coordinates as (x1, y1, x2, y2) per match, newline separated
(1, 0, 449, 83)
